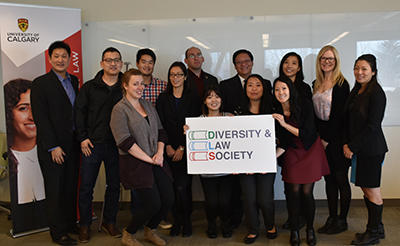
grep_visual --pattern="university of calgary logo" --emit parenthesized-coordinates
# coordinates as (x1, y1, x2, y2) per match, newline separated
(18, 18, 29, 32)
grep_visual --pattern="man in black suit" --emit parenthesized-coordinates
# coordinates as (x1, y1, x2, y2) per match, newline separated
(219, 49, 254, 114)
(31, 41, 80, 246)
(184, 46, 218, 100)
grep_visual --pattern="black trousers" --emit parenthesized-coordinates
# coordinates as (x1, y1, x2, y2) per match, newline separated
(170, 161, 192, 228)
(200, 175, 234, 230)
(39, 144, 79, 240)
(126, 166, 174, 234)
(240, 173, 276, 234)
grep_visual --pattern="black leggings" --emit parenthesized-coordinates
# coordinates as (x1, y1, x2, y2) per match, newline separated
(170, 163, 192, 227)
(324, 168, 351, 219)
(285, 182, 315, 230)
(126, 166, 174, 234)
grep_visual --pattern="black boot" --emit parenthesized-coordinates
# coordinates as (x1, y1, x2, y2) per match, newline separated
(306, 228, 317, 246)
(351, 198, 382, 245)
(290, 230, 300, 246)
(317, 216, 335, 234)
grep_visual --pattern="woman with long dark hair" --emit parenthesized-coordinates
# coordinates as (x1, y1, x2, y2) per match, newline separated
(279, 52, 312, 101)
(273, 76, 329, 246)
(278, 52, 312, 230)
(156, 61, 199, 237)
(313, 45, 351, 235)
(343, 54, 387, 245)
(240, 74, 277, 244)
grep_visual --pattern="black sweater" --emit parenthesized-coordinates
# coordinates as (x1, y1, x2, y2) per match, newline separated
(75, 70, 123, 143)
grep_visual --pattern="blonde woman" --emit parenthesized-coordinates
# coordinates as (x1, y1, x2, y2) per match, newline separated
(312, 45, 351, 234)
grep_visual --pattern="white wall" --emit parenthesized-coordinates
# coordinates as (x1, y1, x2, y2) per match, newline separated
(1, 0, 399, 201)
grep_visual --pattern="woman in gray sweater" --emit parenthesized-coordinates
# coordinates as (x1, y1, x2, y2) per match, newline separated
(110, 68, 174, 246)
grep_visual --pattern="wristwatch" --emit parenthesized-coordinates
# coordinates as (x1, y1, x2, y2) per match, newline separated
(179, 146, 185, 151)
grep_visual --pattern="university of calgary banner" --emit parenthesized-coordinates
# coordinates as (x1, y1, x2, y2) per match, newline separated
(0, 3, 82, 237)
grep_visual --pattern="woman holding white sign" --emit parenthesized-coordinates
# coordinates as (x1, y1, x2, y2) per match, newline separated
(183, 86, 235, 239)
(239, 74, 277, 244)
(273, 76, 329, 246)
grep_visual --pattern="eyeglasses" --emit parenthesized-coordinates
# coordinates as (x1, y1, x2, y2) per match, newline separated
(103, 58, 122, 64)
(235, 59, 252, 65)
(320, 57, 335, 62)
(170, 73, 184, 78)
(188, 54, 203, 59)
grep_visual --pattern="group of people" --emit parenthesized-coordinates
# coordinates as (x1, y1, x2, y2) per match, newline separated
(16, 40, 387, 246)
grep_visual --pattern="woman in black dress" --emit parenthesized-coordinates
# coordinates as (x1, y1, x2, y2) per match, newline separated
(156, 61, 199, 237)
(273, 76, 329, 246)
(313, 45, 351, 234)
(240, 74, 277, 244)
(343, 54, 388, 245)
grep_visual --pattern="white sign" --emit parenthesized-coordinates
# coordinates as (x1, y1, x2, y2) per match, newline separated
(186, 115, 277, 174)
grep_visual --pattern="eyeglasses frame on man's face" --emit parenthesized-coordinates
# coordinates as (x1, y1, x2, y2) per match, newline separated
(103, 58, 122, 64)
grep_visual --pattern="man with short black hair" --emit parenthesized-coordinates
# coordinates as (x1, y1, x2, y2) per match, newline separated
(184, 46, 218, 100)
(219, 49, 256, 114)
(75, 47, 123, 243)
(136, 48, 167, 106)
(31, 41, 80, 246)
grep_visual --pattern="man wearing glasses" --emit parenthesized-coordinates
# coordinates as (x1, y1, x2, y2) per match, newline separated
(220, 49, 257, 115)
(75, 47, 123, 243)
(184, 46, 218, 100)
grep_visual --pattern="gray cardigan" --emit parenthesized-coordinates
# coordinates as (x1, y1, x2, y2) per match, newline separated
(110, 97, 162, 156)
(110, 96, 171, 189)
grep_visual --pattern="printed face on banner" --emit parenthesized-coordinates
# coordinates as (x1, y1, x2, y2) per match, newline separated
(186, 115, 277, 174)
(12, 90, 36, 142)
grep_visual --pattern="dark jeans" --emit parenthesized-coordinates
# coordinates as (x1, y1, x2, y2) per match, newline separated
(126, 166, 174, 234)
(200, 175, 234, 230)
(240, 173, 276, 234)
(79, 143, 120, 226)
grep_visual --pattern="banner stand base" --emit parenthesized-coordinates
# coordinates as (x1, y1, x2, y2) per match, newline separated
(10, 227, 49, 238)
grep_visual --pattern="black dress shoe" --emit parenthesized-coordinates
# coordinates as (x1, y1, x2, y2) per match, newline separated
(169, 225, 181, 236)
(182, 225, 192, 237)
(290, 230, 300, 246)
(266, 226, 278, 239)
(53, 235, 77, 246)
(206, 222, 217, 239)
(327, 218, 348, 234)
(306, 228, 317, 246)
(317, 216, 335, 234)
(243, 233, 258, 244)
(206, 228, 217, 239)
(222, 229, 232, 238)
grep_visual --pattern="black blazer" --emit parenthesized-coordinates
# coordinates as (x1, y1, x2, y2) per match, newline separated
(156, 89, 200, 149)
(275, 99, 318, 150)
(344, 82, 388, 156)
(296, 81, 313, 102)
(31, 70, 79, 156)
(220, 74, 272, 115)
(313, 79, 350, 145)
